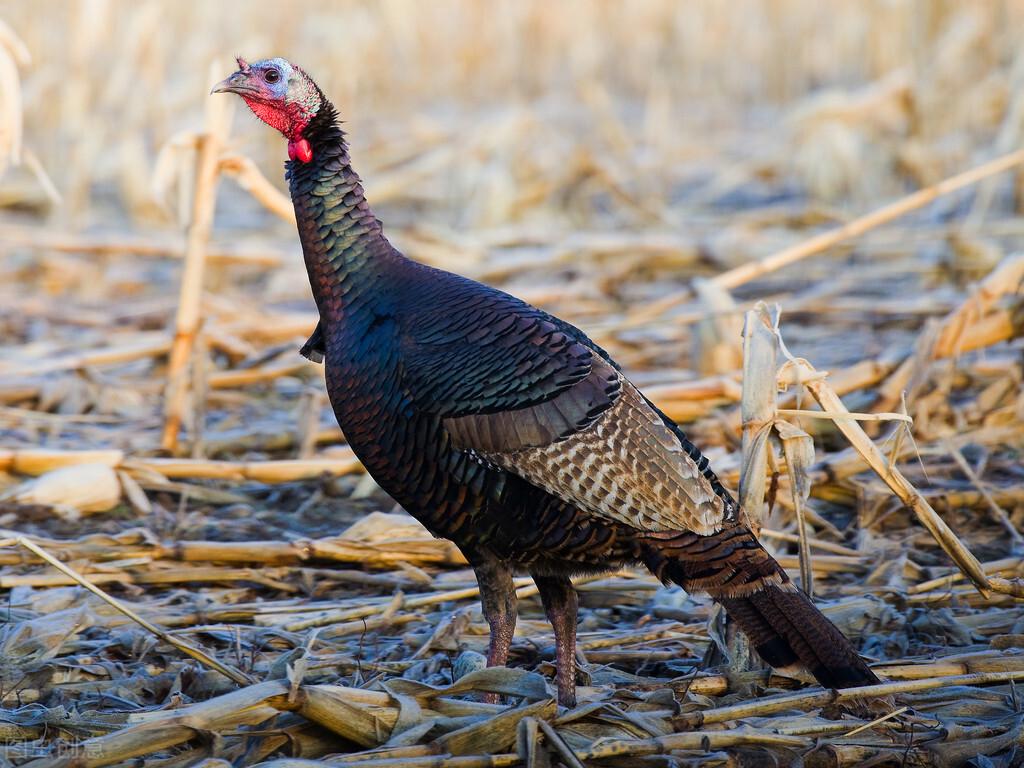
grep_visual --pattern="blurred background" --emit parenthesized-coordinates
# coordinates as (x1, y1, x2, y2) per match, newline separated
(1, 3, 1024, 764)
(3, 0, 1021, 218)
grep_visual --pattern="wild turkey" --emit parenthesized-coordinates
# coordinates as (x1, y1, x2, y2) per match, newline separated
(214, 57, 879, 706)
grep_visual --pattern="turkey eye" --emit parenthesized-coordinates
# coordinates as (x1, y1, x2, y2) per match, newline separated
(265, 69, 280, 83)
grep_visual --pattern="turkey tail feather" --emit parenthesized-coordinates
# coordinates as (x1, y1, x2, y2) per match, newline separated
(719, 587, 879, 688)
(642, 524, 879, 688)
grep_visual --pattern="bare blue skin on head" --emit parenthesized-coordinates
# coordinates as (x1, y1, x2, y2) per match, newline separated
(213, 56, 321, 145)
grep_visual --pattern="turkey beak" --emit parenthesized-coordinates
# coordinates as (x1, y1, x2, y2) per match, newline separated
(211, 71, 256, 96)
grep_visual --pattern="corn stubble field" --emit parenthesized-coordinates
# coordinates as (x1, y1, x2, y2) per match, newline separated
(1, 1, 1024, 766)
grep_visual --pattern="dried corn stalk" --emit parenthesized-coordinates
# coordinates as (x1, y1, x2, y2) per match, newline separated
(739, 303, 818, 593)
(738, 303, 778, 533)
(161, 59, 234, 452)
(0, 18, 29, 176)
(779, 355, 991, 595)
(692, 278, 744, 375)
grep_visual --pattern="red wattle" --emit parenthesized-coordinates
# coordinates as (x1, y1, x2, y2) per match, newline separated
(288, 138, 313, 163)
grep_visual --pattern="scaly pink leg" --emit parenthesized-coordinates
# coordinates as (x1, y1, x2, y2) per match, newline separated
(533, 573, 579, 708)
(474, 559, 517, 704)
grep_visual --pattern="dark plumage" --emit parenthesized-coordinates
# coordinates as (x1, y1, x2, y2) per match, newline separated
(215, 58, 880, 706)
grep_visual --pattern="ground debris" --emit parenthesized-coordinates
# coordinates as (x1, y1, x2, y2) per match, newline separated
(2, 2, 1024, 764)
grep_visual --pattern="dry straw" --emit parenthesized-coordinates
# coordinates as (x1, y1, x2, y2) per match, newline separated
(0, 18, 29, 175)
(2, 3, 1024, 765)
(626, 147, 1024, 328)
(161, 59, 235, 452)
(16, 536, 254, 686)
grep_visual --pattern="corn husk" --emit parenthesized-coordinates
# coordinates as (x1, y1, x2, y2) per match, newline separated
(3, 463, 121, 515)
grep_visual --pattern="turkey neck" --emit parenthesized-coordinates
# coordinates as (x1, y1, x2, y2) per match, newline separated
(286, 104, 396, 328)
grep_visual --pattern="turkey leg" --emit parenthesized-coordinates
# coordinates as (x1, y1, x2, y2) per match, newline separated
(473, 559, 517, 703)
(533, 573, 579, 707)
